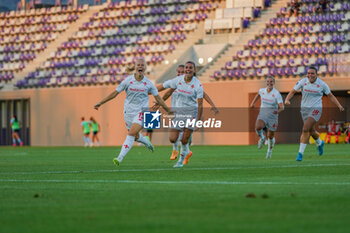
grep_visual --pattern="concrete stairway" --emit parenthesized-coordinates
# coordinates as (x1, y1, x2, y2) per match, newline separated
(149, 22, 205, 81)
(199, 0, 290, 82)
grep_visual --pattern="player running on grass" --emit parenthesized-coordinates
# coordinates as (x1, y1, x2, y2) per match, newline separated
(10, 115, 23, 146)
(285, 66, 344, 161)
(81, 117, 93, 147)
(154, 65, 219, 163)
(94, 58, 172, 166)
(250, 76, 284, 159)
(156, 61, 204, 168)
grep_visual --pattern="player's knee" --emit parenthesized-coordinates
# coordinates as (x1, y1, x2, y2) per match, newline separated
(181, 138, 189, 145)
(127, 131, 138, 137)
(169, 137, 177, 143)
(256, 126, 263, 131)
(302, 127, 310, 133)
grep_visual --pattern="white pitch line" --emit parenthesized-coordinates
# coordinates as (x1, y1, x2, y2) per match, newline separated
(1, 163, 350, 175)
(0, 179, 350, 186)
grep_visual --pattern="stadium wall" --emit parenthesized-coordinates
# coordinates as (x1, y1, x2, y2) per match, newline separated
(0, 77, 349, 146)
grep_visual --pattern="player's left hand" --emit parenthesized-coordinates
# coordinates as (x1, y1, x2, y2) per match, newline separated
(94, 103, 101, 110)
(211, 107, 219, 115)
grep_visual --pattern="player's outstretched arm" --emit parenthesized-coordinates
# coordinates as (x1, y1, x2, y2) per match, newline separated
(275, 103, 285, 114)
(94, 90, 119, 110)
(249, 93, 260, 108)
(203, 92, 219, 114)
(156, 84, 166, 92)
(284, 89, 297, 105)
(327, 92, 344, 112)
(154, 95, 172, 114)
(162, 88, 175, 102)
(151, 88, 175, 110)
(197, 98, 203, 121)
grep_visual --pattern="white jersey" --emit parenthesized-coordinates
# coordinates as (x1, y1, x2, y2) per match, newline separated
(164, 76, 181, 108)
(171, 90, 179, 107)
(259, 87, 283, 110)
(163, 75, 203, 108)
(116, 74, 158, 115)
(294, 77, 330, 108)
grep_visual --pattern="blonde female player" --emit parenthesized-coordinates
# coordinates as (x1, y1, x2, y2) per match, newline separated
(285, 66, 344, 161)
(94, 58, 172, 166)
(156, 61, 204, 168)
(250, 76, 284, 159)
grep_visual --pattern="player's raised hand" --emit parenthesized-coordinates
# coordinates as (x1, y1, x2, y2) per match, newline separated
(150, 101, 160, 111)
(94, 103, 101, 110)
(211, 107, 219, 115)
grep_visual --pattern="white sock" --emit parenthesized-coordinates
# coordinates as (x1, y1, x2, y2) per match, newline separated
(83, 137, 87, 144)
(315, 138, 322, 146)
(180, 142, 189, 156)
(178, 131, 184, 141)
(117, 135, 135, 162)
(298, 143, 307, 154)
(267, 138, 273, 152)
(172, 142, 178, 151)
(256, 129, 264, 139)
(272, 137, 275, 147)
(136, 133, 151, 147)
(97, 141, 101, 146)
(87, 137, 93, 145)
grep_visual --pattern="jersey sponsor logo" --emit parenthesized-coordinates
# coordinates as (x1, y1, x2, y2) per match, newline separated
(304, 89, 319, 93)
(262, 97, 273, 102)
(129, 88, 145, 92)
(143, 110, 161, 129)
(178, 89, 192, 95)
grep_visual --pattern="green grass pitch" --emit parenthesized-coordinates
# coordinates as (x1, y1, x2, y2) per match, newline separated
(1, 144, 350, 233)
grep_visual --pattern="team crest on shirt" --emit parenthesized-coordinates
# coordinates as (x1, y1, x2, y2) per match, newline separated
(317, 85, 320, 88)
(144, 82, 147, 85)
(191, 85, 194, 88)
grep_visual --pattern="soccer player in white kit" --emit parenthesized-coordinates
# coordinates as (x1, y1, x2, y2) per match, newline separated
(250, 76, 284, 159)
(285, 66, 344, 161)
(156, 64, 219, 162)
(157, 61, 204, 167)
(94, 58, 172, 166)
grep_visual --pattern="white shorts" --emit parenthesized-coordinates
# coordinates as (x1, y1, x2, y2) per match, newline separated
(171, 111, 197, 131)
(124, 112, 143, 130)
(257, 113, 278, 132)
(301, 107, 322, 122)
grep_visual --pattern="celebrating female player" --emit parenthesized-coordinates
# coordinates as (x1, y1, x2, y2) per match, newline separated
(156, 61, 204, 167)
(285, 66, 344, 161)
(94, 58, 172, 166)
(250, 76, 284, 159)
